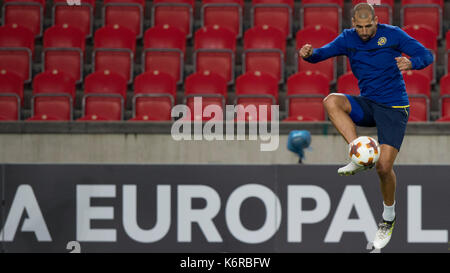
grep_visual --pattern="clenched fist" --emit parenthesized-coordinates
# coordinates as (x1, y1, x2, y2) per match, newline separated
(299, 44, 314, 59)
(395, 57, 412, 71)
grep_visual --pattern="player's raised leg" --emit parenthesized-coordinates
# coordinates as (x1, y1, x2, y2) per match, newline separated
(373, 144, 398, 249)
(323, 93, 357, 144)
(323, 94, 371, 175)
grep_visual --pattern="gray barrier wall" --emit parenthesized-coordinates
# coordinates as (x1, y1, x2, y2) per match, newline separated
(1, 134, 450, 164)
(0, 164, 448, 253)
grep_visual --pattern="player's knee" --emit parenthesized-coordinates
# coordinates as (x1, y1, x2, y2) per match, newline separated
(376, 161, 393, 177)
(323, 94, 341, 111)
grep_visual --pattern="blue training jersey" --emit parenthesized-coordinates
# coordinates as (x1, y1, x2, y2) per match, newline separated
(304, 24, 434, 107)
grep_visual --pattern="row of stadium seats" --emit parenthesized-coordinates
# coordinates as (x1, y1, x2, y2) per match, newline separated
(1, 0, 449, 123)
(0, 22, 443, 87)
(1, 67, 450, 122)
(0, 0, 445, 40)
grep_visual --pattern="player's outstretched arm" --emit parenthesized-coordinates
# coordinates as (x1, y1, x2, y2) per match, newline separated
(299, 32, 347, 64)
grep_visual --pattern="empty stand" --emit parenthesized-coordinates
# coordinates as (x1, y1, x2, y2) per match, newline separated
(143, 25, 186, 85)
(0, 24, 34, 83)
(437, 74, 450, 122)
(194, 25, 236, 85)
(79, 70, 127, 121)
(403, 71, 431, 121)
(103, 0, 145, 38)
(235, 71, 279, 122)
(28, 70, 75, 121)
(403, 24, 437, 52)
(284, 71, 329, 122)
(408, 96, 428, 121)
(2, 0, 448, 124)
(401, 0, 442, 38)
(2, 0, 44, 37)
(43, 24, 85, 84)
(403, 70, 431, 98)
(184, 71, 228, 121)
(296, 25, 337, 84)
(402, 24, 436, 83)
(337, 71, 360, 95)
(93, 25, 136, 84)
(53, 0, 95, 38)
(301, 0, 343, 34)
(130, 70, 177, 121)
(152, 0, 194, 38)
(251, 0, 294, 39)
(0, 70, 22, 120)
(243, 25, 286, 84)
(201, 0, 243, 38)
(445, 30, 450, 75)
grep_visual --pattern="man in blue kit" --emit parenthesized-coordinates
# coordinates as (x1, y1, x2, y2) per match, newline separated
(299, 3, 433, 249)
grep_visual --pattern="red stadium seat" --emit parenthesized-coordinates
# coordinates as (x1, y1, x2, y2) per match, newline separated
(28, 70, 75, 121)
(103, 0, 145, 38)
(93, 25, 136, 84)
(184, 71, 228, 121)
(402, 25, 437, 52)
(301, 0, 343, 34)
(2, 0, 44, 37)
(32, 70, 76, 101)
(352, 0, 393, 24)
(53, 0, 95, 38)
(402, 70, 431, 98)
(439, 74, 450, 96)
(284, 71, 329, 122)
(402, 54, 434, 84)
(403, 70, 430, 122)
(78, 71, 127, 121)
(130, 71, 177, 121)
(307, 0, 344, 7)
(437, 74, 450, 122)
(445, 30, 450, 75)
(0, 93, 20, 121)
(286, 70, 329, 96)
(194, 25, 236, 85)
(296, 25, 337, 84)
(337, 71, 359, 95)
(0, 24, 34, 83)
(435, 115, 450, 122)
(152, 0, 194, 38)
(243, 25, 286, 84)
(0, 70, 22, 120)
(201, 0, 243, 38)
(143, 25, 186, 85)
(251, 0, 294, 39)
(408, 96, 428, 121)
(402, 24, 436, 83)
(235, 71, 279, 122)
(43, 24, 85, 84)
(401, 0, 442, 39)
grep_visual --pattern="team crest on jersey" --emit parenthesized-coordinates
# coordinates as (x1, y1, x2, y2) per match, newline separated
(377, 37, 387, 46)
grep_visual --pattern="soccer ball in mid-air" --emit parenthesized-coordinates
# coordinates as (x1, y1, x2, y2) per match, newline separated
(349, 136, 380, 166)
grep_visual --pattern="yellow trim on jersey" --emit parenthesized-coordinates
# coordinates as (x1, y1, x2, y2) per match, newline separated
(391, 105, 410, 108)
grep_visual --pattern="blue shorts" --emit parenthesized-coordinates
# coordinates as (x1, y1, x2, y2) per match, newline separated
(345, 95, 410, 151)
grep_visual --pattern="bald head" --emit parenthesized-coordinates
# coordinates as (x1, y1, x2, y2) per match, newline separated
(352, 3, 375, 21)
(351, 3, 378, 41)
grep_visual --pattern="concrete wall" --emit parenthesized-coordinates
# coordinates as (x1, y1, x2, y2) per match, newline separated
(1, 133, 449, 164)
